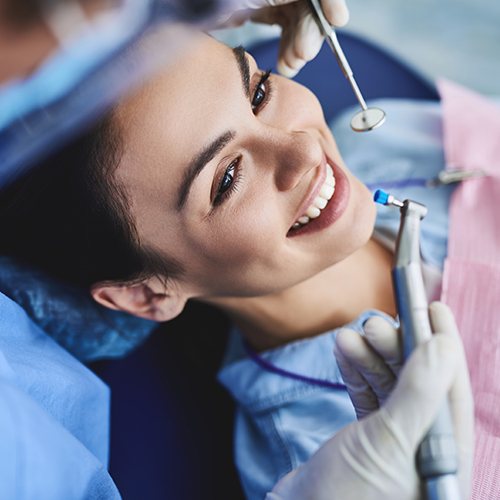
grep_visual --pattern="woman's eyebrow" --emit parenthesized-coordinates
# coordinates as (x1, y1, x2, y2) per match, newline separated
(176, 130, 236, 210)
(232, 45, 250, 98)
(176, 47, 250, 211)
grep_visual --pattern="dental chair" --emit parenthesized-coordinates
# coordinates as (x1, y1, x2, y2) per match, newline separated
(0, 31, 437, 500)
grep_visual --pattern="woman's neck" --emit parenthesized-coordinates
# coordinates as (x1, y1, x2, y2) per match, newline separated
(209, 238, 396, 351)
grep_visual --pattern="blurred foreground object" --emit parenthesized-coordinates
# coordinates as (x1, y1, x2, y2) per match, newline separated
(0, 0, 244, 188)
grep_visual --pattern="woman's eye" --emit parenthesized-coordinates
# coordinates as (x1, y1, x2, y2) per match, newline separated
(251, 70, 271, 112)
(252, 83, 266, 110)
(214, 160, 238, 205)
(219, 164, 235, 195)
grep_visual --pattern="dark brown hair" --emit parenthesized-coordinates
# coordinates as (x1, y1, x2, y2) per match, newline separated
(0, 116, 183, 290)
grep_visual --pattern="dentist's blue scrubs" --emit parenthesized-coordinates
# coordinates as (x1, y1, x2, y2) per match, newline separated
(0, 290, 120, 499)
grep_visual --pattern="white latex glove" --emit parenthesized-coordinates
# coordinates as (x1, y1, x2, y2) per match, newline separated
(226, 0, 349, 77)
(335, 312, 403, 419)
(267, 302, 474, 500)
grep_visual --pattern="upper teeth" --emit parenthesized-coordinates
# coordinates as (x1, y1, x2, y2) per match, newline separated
(292, 164, 336, 229)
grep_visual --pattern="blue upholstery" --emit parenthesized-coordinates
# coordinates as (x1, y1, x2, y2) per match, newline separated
(0, 257, 156, 362)
(93, 32, 438, 500)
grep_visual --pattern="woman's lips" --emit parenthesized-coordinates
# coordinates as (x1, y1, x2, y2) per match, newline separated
(287, 157, 350, 237)
(290, 156, 328, 223)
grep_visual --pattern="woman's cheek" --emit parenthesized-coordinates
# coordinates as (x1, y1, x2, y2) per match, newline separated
(234, 210, 276, 256)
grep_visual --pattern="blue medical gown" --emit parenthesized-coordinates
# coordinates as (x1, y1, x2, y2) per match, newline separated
(0, 291, 120, 499)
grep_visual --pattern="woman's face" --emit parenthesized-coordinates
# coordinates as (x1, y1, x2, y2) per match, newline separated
(114, 34, 376, 299)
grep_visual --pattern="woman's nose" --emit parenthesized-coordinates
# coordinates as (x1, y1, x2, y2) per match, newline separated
(267, 129, 324, 192)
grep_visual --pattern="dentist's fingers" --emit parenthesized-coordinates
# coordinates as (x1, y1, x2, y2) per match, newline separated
(382, 328, 462, 453)
(251, 2, 323, 77)
(247, 0, 349, 26)
(277, 5, 323, 77)
(334, 338, 378, 419)
(363, 316, 402, 376)
(428, 301, 458, 336)
(320, 0, 349, 26)
(335, 328, 397, 415)
(249, 0, 350, 78)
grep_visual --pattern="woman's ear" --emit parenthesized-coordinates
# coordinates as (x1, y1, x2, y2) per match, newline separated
(90, 277, 188, 322)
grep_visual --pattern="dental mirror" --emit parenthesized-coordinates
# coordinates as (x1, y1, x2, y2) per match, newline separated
(350, 107, 386, 132)
(308, 0, 386, 133)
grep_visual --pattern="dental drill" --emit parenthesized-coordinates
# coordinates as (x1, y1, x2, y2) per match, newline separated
(308, 0, 386, 132)
(374, 189, 460, 500)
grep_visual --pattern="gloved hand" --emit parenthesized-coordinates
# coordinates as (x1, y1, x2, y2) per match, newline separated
(266, 302, 474, 500)
(334, 311, 403, 419)
(225, 0, 349, 77)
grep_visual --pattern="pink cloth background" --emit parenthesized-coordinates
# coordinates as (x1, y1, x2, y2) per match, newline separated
(438, 79, 500, 499)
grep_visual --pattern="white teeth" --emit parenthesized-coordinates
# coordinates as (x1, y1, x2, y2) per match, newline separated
(314, 196, 328, 210)
(319, 183, 334, 200)
(291, 163, 337, 230)
(306, 206, 321, 219)
(325, 176, 335, 188)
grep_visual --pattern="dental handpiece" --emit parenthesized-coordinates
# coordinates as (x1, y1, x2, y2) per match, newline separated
(307, 0, 386, 132)
(374, 190, 460, 500)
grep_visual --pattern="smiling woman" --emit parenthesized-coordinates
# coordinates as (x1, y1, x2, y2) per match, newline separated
(0, 31, 399, 497)
(90, 34, 387, 323)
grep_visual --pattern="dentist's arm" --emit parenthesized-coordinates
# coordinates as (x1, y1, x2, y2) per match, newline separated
(224, 0, 349, 77)
(266, 302, 474, 499)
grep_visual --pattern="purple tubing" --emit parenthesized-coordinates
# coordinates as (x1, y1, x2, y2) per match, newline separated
(243, 341, 347, 391)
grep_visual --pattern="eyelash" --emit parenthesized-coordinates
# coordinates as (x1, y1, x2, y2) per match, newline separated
(213, 70, 273, 206)
(251, 69, 272, 112)
(213, 155, 243, 207)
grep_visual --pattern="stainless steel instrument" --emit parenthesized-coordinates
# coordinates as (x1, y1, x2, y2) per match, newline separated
(374, 189, 460, 500)
(308, 0, 386, 132)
